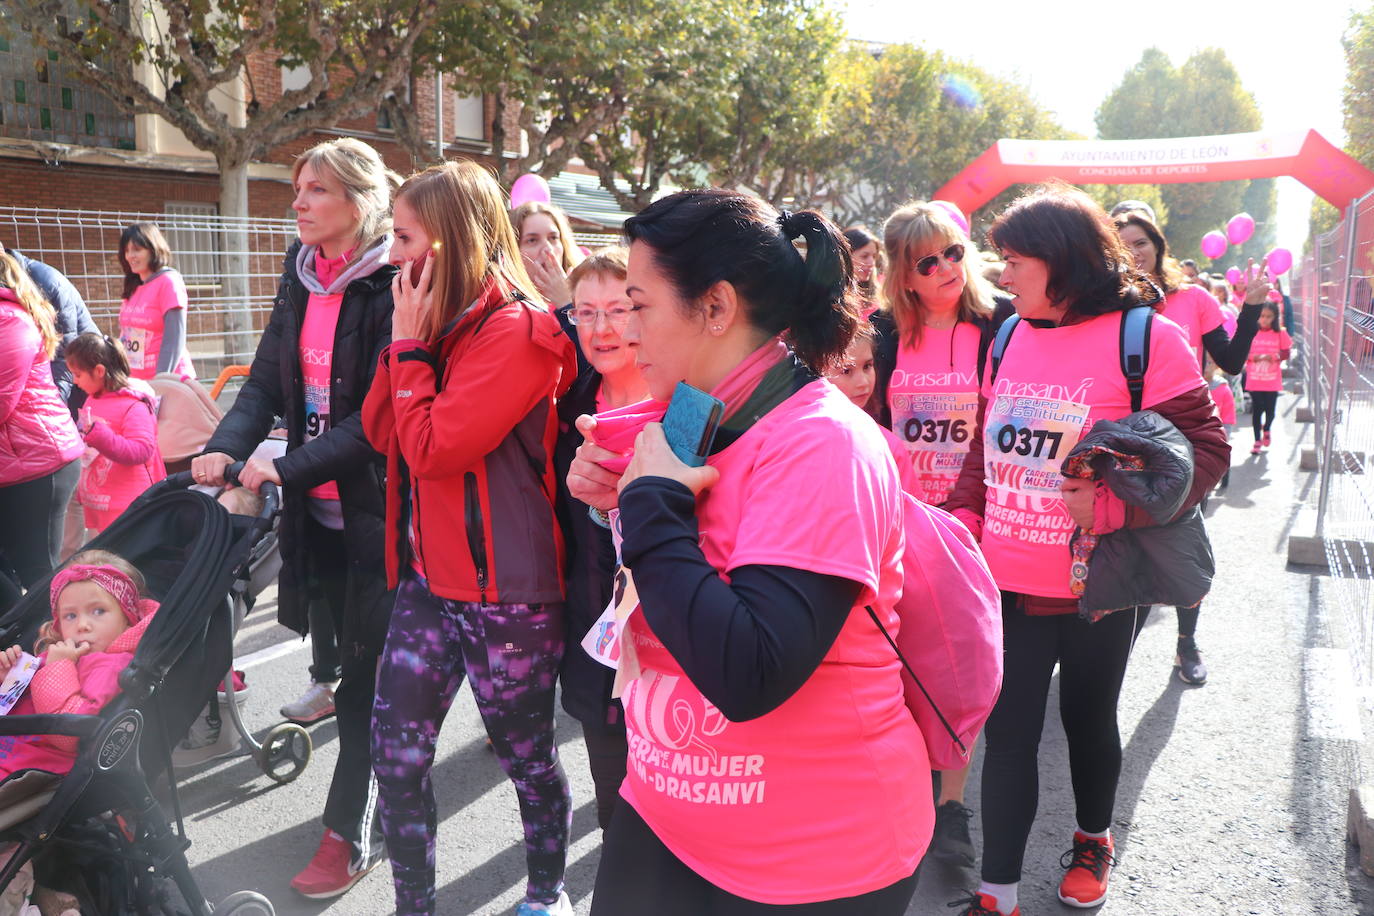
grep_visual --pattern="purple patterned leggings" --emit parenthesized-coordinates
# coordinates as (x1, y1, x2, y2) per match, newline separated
(372, 574, 571, 915)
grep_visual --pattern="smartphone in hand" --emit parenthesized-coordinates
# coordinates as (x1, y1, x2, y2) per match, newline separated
(661, 382, 725, 468)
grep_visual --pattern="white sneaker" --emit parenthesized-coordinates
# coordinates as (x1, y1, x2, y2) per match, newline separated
(172, 704, 243, 769)
(515, 891, 572, 916)
(280, 682, 337, 724)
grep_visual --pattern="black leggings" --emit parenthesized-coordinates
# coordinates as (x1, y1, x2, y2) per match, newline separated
(980, 594, 1148, 885)
(0, 460, 80, 588)
(583, 726, 628, 831)
(592, 802, 919, 915)
(1250, 390, 1278, 441)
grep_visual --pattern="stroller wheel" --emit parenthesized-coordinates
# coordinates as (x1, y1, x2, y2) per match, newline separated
(257, 722, 312, 784)
(214, 890, 275, 915)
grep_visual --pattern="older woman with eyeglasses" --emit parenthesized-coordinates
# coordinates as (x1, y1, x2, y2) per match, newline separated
(551, 247, 649, 831)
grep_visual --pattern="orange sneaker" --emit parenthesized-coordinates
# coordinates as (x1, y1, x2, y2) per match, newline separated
(1058, 830, 1116, 907)
(290, 830, 381, 899)
(950, 893, 1020, 915)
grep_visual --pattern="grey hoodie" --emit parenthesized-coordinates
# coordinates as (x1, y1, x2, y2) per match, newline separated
(295, 235, 393, 296)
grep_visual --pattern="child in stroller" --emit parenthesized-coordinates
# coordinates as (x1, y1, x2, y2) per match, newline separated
(0, 550, 157, 782)
(0, 467, 281, 915)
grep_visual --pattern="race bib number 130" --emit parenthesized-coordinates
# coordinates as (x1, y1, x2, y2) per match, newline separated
(983, 393, 1090, 497)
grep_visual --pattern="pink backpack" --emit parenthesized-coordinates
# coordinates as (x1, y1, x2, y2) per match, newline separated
(867, 493, 1003, 770)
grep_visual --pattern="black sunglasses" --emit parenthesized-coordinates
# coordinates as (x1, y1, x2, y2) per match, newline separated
(913, 243, 966, 277)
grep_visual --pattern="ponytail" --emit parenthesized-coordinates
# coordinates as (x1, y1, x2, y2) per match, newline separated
(776, 209, 859, 372)
(66, 332, 132, 392)
(623, 190, 859, 375)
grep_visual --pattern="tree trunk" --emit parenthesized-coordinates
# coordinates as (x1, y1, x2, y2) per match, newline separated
(218, 157, 255, 377)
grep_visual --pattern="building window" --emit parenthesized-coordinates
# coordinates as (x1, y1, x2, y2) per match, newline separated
(164, 202, 222, 289)
(376, 78, 412, 134)
(453, 93, 484, 142)
(0, 8, 135, 149)
(280, 64, 311, 94)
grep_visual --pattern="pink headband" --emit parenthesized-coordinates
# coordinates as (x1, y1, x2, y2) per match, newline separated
(49, 564, 145, 626)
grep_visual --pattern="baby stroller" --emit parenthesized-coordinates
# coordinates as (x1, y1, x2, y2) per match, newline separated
(0, 466, 299, 914)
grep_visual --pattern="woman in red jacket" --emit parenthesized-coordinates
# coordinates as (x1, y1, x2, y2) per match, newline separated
(0, 250, 83, 591)
(363, 160, 577, 916)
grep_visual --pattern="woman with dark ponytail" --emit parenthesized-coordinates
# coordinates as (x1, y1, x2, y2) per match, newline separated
(567, 190, 927, 914)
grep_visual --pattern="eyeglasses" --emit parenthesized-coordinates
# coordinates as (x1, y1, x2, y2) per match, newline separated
(561, 305, 633, 329)
(912, 243, 966, 277)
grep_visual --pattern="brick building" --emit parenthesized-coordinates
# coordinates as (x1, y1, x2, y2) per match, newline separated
(0, 16, 516, 222)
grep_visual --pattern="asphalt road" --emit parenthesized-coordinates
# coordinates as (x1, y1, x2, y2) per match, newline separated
(181, 396, 1374, 915)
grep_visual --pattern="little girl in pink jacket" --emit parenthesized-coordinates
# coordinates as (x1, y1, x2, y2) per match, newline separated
(0, 550, 158, 777)
(65, 334, 166, 534)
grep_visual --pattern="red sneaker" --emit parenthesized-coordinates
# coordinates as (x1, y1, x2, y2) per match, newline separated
(951, 893, 1020, 916)
(290, 830, 380, 899)
(1058, 831, 1115, 907)
(1262, 431, 1272, 447)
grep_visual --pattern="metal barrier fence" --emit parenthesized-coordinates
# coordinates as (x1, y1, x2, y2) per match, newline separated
(0, 206, 622, 386)
(1292, 189, 1374, 694)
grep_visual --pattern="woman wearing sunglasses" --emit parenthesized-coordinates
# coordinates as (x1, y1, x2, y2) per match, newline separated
(551, 247, 649, 831)
(869, 201, 1012, 871)
(872, 203, 1013, 508)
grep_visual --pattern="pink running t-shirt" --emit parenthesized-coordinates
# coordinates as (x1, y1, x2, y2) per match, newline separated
(887, 322, 981, 505)
(300, 291, 344, 501)
(978, 311, 1204, 599)
(1161, 285, 1224, 366)
(1209, 379, 1237, 426)
(1244, 329, 1291, 392)
(620, 380, 929, 904)
(119, 270, 194, 381)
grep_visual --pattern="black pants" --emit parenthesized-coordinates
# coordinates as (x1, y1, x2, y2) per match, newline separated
(980, 594, 1147, 884)
(592, 803, 919, 915)
(583, 726, 628, 831)
(1250, 390, 1279, 441)
(307, 519, 384, 856)
(0, 460, 79, 588)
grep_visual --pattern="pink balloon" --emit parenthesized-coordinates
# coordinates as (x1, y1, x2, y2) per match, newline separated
(1225, 267, 1243, 285)
(1267, 290, 1283, 303)
(510, 174, 552, 209)
(1200, 231, 1228, 260)
(930, 200, 970, 236)
(1266, 247, 1293, 276)
(1226, 213, 1255, 246)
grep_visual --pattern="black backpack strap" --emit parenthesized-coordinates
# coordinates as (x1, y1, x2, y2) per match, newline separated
(864, 605, 966, 755)
(989, 313, 1021, 384)
(1118, 306, 1154, 413)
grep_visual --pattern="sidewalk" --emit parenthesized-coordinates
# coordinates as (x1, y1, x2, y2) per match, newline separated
(911, 393, 1374, 914)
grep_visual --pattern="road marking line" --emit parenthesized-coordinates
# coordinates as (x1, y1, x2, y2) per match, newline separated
(237, 637, 309, 671)
(1304, 647, 1365, 742)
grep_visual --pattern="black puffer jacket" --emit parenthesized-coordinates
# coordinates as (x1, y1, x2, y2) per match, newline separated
(1063, 410, 1214, 618)
(204, 241, 396, 654)
(552, 368, 621, 731)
